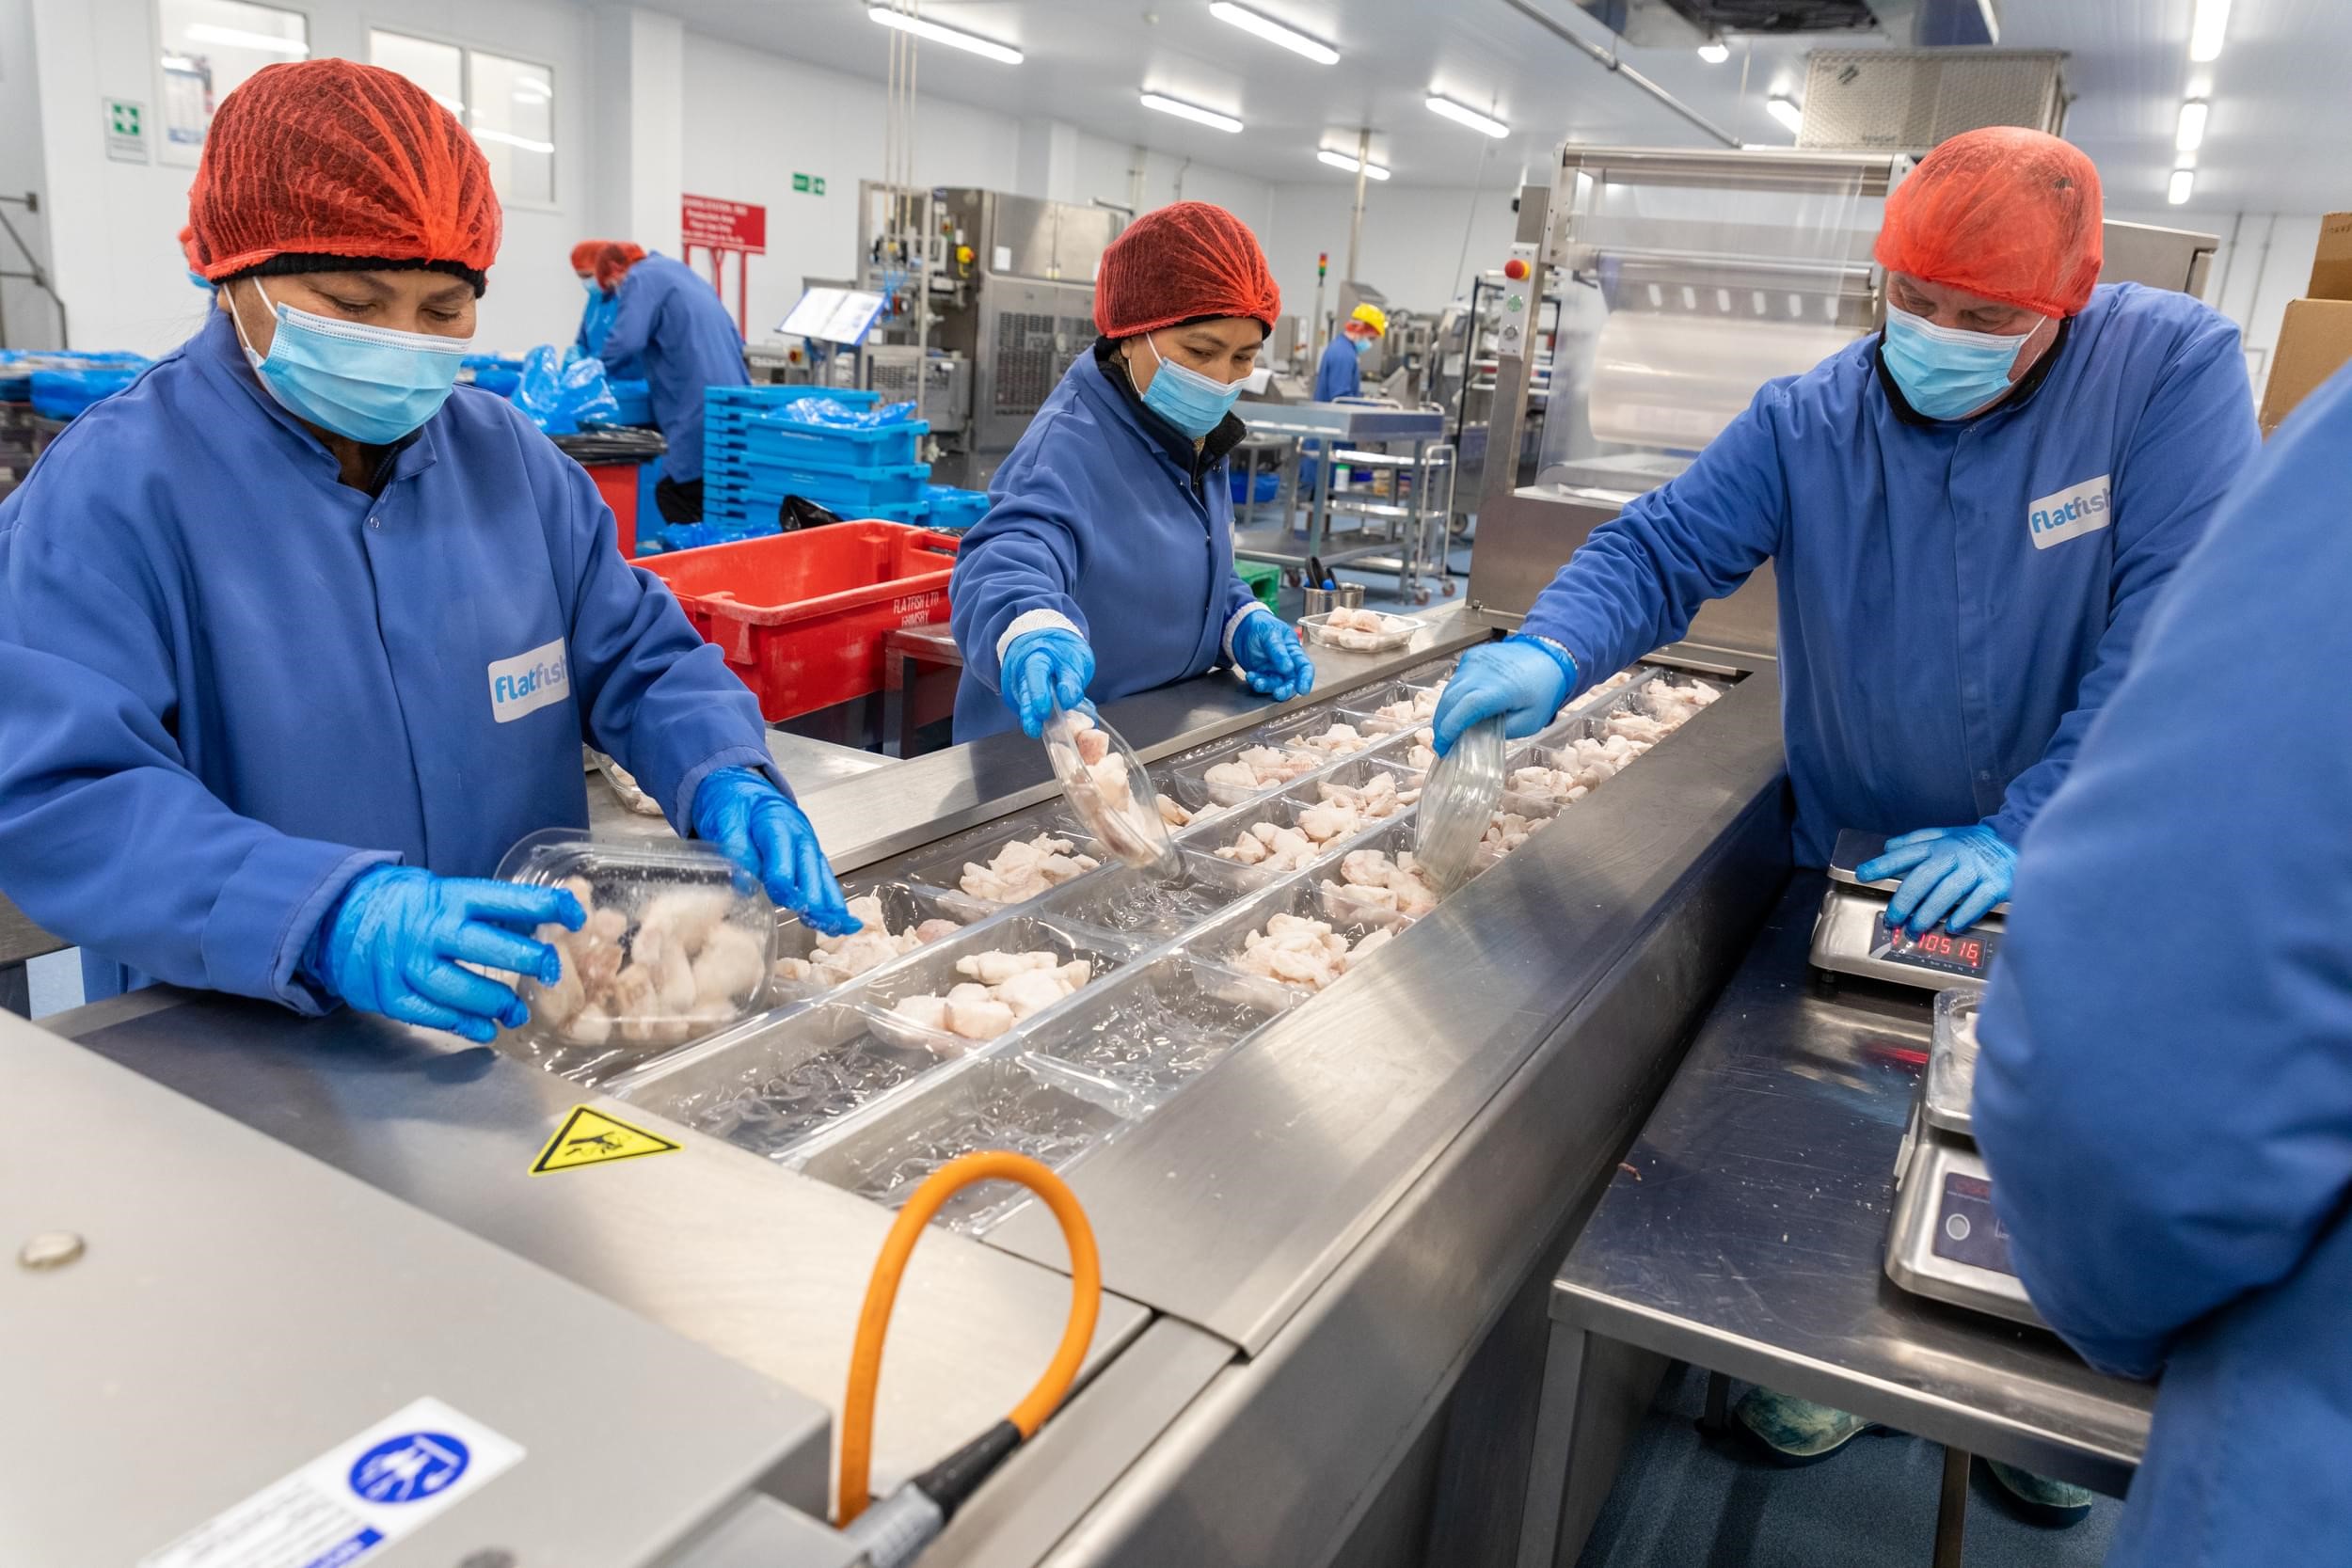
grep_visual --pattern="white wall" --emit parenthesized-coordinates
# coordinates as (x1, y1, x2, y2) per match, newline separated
(1260, 177, 1522, 338)
(2105, 207, 2329, 402)
(0, 0, 56, 349)
(29, 0, 596, 357)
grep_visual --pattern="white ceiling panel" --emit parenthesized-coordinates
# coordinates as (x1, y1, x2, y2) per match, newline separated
(649, 0, 2352, 214)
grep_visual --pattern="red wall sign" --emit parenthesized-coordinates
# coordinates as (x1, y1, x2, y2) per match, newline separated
(681, 194, 767, 255)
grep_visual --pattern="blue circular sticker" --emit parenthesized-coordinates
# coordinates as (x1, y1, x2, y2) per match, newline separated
(349, 1432, 471, 1504)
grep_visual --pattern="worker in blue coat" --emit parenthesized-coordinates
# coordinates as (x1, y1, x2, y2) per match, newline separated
(1975, 362, 2352, 1567)
(1433, 127, 2258, 1504)
(0, 60, 853, 1044)
(1313, 302, 1387, 402)
(570, 238, 644, 381)
(595, 243, 750, 524)
(950, 201, 1314, 741)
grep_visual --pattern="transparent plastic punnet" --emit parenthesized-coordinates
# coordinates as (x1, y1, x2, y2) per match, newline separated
(1043, 708, 1181, 879)
(1298, 608, 1421, 652)
(1416, 714, 1506, 894)
(494, 829, 777, 1081)
(1924, 988, 1981, 1136)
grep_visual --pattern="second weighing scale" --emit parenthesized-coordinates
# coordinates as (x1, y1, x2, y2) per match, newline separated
(1804, 830, 2041, 1326)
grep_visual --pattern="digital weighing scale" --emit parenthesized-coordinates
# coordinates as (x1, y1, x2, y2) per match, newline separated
(1809, 829, 2007, 989)
(1804, 831, 2042, 1326)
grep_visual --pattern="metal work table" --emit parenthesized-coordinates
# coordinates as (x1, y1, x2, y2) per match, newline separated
(882, 623, 963, 759)
(588, 729, 898, 841)
(1239, 401, 1452, 601)
(1516, 876, 2153, 1568)
(44, 605, 1803, 1568)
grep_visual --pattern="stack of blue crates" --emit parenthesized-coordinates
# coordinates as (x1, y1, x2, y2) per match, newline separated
(703, 386, 932, 534)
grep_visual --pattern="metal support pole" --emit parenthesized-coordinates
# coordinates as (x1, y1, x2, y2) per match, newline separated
(1933, 1446, 1970, 1568)
(1344, 126, 1371, 287)
(1477, 181, 1553, 522)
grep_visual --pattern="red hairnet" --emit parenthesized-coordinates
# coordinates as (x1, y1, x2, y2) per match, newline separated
(1094, 201, 1280, 339)
(570, 240, 606, 273)
(184, 59, 501, 284)
(592, 243, 647, 291)
(1874, 126, 2104, 319)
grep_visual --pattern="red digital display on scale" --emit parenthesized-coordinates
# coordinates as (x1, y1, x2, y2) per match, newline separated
(1874, 913, 1996, 976)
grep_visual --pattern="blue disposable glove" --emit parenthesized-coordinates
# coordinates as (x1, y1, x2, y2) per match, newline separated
(999, 627, 1095, 739)
(1232, 610, 1315, 701)
(304, 864, 584, 1044)
(1430, 636, 1579, 755)
(1857, 823, 2018, 936)
(691, 768, 860, 937)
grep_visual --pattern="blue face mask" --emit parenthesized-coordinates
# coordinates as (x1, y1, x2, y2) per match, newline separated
(232, 279, 470, 444)
(1353, 335, 1375, 356)
(580, 276, 601, 296)
(1881, 303, 2040, 420)
(1139, 333, 1244, 440)
(189, 269, 215, 292)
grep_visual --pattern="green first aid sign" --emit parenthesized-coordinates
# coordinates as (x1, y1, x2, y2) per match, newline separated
(103, 96, 148, 163)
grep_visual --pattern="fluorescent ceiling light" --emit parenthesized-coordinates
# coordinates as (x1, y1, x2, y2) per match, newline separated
(2176, 99, 2209, 152)
(472, 127, 554, 154)
(1426, 95, 1509, 137)
(2188, 0, 2232, 62)
(1318, 149, 1391, 180)
(184, 23, 307, 55)
(1209, 2, 1338, 64)
(1697, 42, 1729, 63)
(866, 6, 1024, 65)
(1141, 93, 1243, 133)
(1766, 95, 1804, 134)
(2168, 167, 2195, 204)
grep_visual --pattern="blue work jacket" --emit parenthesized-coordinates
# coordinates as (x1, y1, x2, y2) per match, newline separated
(1314, 336, 1362, 402)
(1521, 283, 2256, 864)
(0, 309, 780, 1012)
(1974, 363, 2352, 1568)
(599, 252, 749, 483)
(949, 345, 1265, 740)
(574, 286, 643, 382)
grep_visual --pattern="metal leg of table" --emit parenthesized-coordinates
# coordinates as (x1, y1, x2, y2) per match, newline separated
(1514, 1324, 1670, 1568)
(885, 650, 917, 760)
(1701, 1369, 1732, 1437)
(1934, 1446, 1970, 1568)
(1, 961, 28, 1020)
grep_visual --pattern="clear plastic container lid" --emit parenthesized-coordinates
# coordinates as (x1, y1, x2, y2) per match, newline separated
(494, 828, 777, 1060)
(1299, 609, 1421, 652)
(1924, 988, 1981, 1135)
(1043, 709, 1182, 879)
(1415, 715, 1506, 894)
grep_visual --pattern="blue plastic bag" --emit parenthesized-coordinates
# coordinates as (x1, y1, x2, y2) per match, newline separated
(513, 344, 621, 434)
(780, 396, 917, 428)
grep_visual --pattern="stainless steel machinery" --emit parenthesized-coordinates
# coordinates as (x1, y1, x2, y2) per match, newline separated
(855, 183, 1126, 487)
(1468, 146, 1908, 652)
(46, 610, 1794, 1568)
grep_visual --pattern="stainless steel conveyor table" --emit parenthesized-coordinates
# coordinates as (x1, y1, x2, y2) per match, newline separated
(1516, 875, 2155, 1568)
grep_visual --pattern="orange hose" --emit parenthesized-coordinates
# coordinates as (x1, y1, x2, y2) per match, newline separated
(834, 1149, 1102, 1527)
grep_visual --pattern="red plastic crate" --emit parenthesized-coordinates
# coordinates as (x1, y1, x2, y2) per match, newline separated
(644, 520, 961, 721)
(584, 461, 643, 556)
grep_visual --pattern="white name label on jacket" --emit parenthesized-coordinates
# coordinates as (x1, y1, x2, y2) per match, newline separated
(2026, 475, 2113, 550)
(487, 638, 569, 722)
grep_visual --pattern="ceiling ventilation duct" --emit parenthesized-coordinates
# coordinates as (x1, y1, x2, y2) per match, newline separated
(1570, 0, 1883, 48)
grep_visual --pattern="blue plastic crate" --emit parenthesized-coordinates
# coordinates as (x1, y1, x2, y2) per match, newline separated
(707, 385, 880, 411)
(706, 494, 930, 527)
(705, 416, 928, 469)
(922, 484, 992, 531)
(719, 459, 930, 510)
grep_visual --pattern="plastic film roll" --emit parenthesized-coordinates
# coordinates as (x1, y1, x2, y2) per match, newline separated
(1587, 311, 1860, 451)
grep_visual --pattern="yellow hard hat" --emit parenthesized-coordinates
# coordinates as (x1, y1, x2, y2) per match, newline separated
(1349, 303, 1388, 337)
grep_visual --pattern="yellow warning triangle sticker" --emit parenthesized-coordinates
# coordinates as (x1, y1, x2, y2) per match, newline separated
(530, 1105, 683, 1175)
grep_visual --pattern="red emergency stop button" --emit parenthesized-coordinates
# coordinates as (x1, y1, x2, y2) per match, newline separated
(1503, 257, 1529, 280)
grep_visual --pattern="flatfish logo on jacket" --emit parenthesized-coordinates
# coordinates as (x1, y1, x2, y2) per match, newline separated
(2026, 475, 2112, 550)
(487, 638, 569, 722)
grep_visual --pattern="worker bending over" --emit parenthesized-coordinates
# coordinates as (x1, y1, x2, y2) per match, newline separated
(0, 60, 853, 1047)
(570, 237, 644, 380)
(592, 241, 750, 524)
(949, 201, 1314, 740)
(1432, 127, 2257, 1505)
(1314, 302, 1388, 402)
(1976, 362, 2352, 1567)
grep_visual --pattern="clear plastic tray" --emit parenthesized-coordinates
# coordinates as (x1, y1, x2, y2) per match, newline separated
(1309, 817, 1442, 930)
(1159, 734, 1325, 809)
(1031, 849, 1275, 941)
(1298, 609, 1421, 651)
(1251, 707, 1399, 763)
(853, 912, 1142, 1053)
(1338, 679, 1447, 737)
(792, 1053, 1134, 1233)
(494, 829, 776, 1066)
(618, 1000, 953, 1161)
(1021, 954, 1311, 1116)
(884, 806, 1105, 919)
(1416, 714, 1505, 893)
(1183, 875, 1417, 997)
(1043, 709, 1181, 879)
(1924, 988, 1980, 1135)
(771, 879, 974, 1004)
